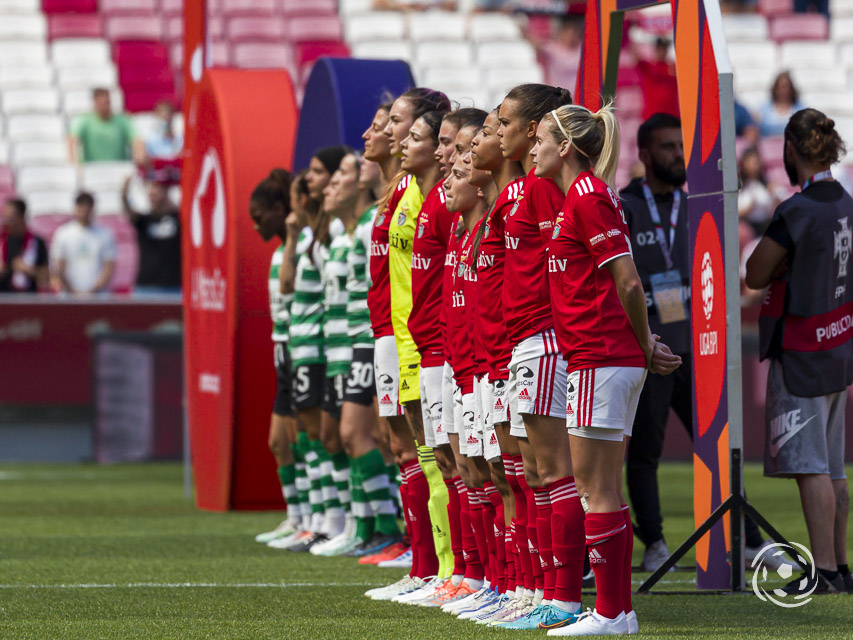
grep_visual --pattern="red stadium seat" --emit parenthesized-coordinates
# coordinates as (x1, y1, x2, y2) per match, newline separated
(758, 0, 794, 17)
(165, 16, 183, 43)
(42, 0, 97, 13)
(119, 66, 174, 91)
(100, 0, 158, 13)
(759, 136, 785, 164)
(48, 14, 103, 40)
(161, 0, 183, 14)
(280, 0, 337, 16)
(232, 42, 293, 69)
(123, 90, 178, 113)
(27, 214, 71, 241)
(0, 165, 15, 192)
(113, 41, 170, 66)
(769, 14, 828, 41)
(105, 16, 164, 41)
(226, 16, 284, 43)
(285, 15, 343, 43)
(222, 0, 276, 17)
(295, 40, 349, 67)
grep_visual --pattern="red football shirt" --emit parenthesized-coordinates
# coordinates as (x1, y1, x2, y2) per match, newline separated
(464, 217, 488, 378)
(448, 223, 475, 394)
(549, 171, 646, 372)
(443, 214, 463, 361)
(369, 174, 410, 338)
(475, 177, 524, 380)
(502, 168, 564, 346)
(409, 183, 455, 368)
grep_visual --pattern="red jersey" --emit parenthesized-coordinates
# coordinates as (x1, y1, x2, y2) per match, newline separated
(464, 217, 488, 378)
(448, 222, 475, 394)
(502, 168, 564, 346)
(368, 174, 410, 338)
(475, 177, 524, 380)
(443, 214, 463, 361)
(549, 172, 645, 372)
(408, 184, 455, 368)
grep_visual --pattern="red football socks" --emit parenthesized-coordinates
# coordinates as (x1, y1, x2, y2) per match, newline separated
(444, 477, 465, 576)
(534, 487, 555, 600)
(622, 504, 633, 614)
(585, 510, 627, 620)
(401, 459, 437, 578)
(549, 476, 584, 605)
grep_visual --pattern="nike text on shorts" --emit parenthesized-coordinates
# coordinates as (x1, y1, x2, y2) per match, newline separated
(764, 359, 847, 479)
(566, 366, 646, 442)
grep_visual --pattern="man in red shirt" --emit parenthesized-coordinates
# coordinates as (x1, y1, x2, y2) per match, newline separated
(636, 37, 680, 121)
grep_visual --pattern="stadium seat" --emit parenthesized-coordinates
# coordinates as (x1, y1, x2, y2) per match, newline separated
(47, 14, 103, 40)
(727, 42, 778, 70)
(99, 0, 158, 12)
(105, 16, 163, 40)
(831, 0, 853, 16)
(468, 14, 521, 42)
(758, 0, 793, 16)
(769, 14, 828, 42)
(63, 89, 124, 117)
(161, 0, 182, 15)
(830, 17, 853, 43)
(226, 16, 284, 42)
(422, 67, 482, 90)
(345, 13, 406, 43)
(16, 164, 78, 193)
(295, 41, 349, 67)
(1, 0, 38, 10)
(0, 144, 9, 165)
(2, 89, 59, 115)
(13, 141, 67, 165)
(27, 190, 74, 215)
(51, 38, 111, 67)
(89, 189, 123, 213)
(222, 0, 276, 16)
(284, 15, 343, 43)
(803, 91, 853, 118)
(280, 0, 337, 15)
(791, 67, 846, 92)
(351, 40, 411, 61)
(123, 90, 175, 113)
(337, 0, 372, 15)
(41, 0, 97, 12)
(733, 68, 775, 95)
(614, 85, 644, 118)
(6, 114, 64, 142)
(113, 41, 169, 66)
(443, 89, 491, 110)
(0, 66, 54, 90)
(209, 40, 230, 66)
(57, 65, 118, 91)
(165, 15, 182, 42)
(415, 41, 473, 68)
(485, 67, 544, 92)
(0, 41, 48, 65)
(476, 41, 536, 68)
(119, 66, 172, 92)
(0, 164, 14, 191)
(407, 11, 466, 42)
(780, 41, 836, 68)
(0, 14, 47, 39)
(232, 42, 294, 69)
(721, 14, 769, 42)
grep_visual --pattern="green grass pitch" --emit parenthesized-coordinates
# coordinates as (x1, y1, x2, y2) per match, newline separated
(0, 462, 850, 639)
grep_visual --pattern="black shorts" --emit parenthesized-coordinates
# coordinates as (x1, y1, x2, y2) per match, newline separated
(293, 362, 325, 410)
(344, 346, 376, 407)
(323, 373, 345, 418)
(273, 343, 295, 417)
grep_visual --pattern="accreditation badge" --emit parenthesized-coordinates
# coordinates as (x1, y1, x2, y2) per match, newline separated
(650, 270, 687, 324)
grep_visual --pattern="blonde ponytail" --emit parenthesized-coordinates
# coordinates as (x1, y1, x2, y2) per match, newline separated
(592, 103, 619, 190)
(548, 101, 620, 190)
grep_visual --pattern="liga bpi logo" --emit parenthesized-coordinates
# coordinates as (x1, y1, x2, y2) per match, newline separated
(190, 148, 226, 249)
(751, 542, 815, 608)
(700, 251, 714, 321)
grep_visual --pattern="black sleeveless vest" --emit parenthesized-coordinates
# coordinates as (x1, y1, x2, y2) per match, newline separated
(759, 183, 853, 397)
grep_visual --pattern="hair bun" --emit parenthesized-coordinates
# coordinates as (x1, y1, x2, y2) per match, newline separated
(817, 116, 836, 132)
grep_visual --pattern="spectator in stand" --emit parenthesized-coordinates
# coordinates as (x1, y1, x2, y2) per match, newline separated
(50, 192, 116, 295)
(794, 0, 829, 17)
(122, 176, 182, 295)
(68, 88, 145, 165)
(145, 99, 183, 162)
(635, 36, 680, 121)
(757, 72, 804, 138)
(734, 99, 760, 146)
(540, 14, 583, 91)
(738, 147, 785, 234)
(0, 198, 48, 292)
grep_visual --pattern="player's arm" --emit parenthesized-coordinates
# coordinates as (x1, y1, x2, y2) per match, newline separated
(93, 260, 115, 293)
(744, 236, 788, 290)
(121, 177, 142, 224)
(52, 258, 72, 292)
(280, 215, 301, 295)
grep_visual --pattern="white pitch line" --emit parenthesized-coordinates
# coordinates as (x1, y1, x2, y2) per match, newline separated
(0, 582, 382, 589)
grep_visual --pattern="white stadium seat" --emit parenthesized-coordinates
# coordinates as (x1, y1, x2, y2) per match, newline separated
(90, 189, 123, 214)
(443, 89, 491, 110)
(56, 66, 118, 91)
(26, 190, 74, 216)
(414, 41, 473, 68)
(16, 165, 78, 193)
(407, 11, 466, 42)
(81, 161, 136, 192)
(345, 13, 407, 43)
(338, 0, 372, 14)
(64, 90, 124, 118)
(780, 41, 836, 69)
(352, 40, 412, 61)
(721, 14, 768, 42)
(727, 42, 777, 70)
(0, 40, 48, 66)
(468, 14, 520, 42)
(2, 89, 59, 115)
(0, 65, 53, 90)
(803, 91, 853, 119)
(0, 139, 9, 164)
(0, 14, 46, 39)
(422, 67, 483, 90)
(733, 68, 775, 95)
(231, 43, 293, 70)
(791, 67, 846, 93)
(485, 67, 544, 93)
(476, 41, 536, 68)
(0, 0, 39, 10)
(830, 17, 853, 42)
(51, 39, 111, 68)
(6, 114, 65, 143)
(13, 141, 68, 165)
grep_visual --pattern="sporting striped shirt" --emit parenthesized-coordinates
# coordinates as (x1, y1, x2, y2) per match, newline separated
(269, 245, 292, 343)
(348, 206, 377, 347)
(289, 227, 327, 367)
(323, 229, 353, 378)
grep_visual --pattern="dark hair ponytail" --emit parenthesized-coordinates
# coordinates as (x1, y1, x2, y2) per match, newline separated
(418, 110, 445, 146)
(785, 108, 847, 167)
(251, 168, 293, 214)
(400, 87, 452, 121)
(504, 83, 573, 124)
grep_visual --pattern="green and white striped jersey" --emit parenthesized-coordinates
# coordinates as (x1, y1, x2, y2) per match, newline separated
(269, 245, 293, 342)
(347, 206, 377, 348)
(323, 228, 353, 378)
(289, 227, 327, 367)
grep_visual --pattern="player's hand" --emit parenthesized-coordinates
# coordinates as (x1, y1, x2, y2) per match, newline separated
(771, 257, 789, 281)
(285, 211, 301, 238)
(651, 340, 682, 375)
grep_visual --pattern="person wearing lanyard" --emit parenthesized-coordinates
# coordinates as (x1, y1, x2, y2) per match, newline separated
(618, 114, 692, 573)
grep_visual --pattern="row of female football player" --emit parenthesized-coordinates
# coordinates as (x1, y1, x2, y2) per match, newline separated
(249, 82, 681, 637)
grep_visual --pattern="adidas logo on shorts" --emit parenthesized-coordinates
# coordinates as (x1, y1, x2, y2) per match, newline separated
(467, 434, 479, 445)
(401, 380, 409, 390)
(436, 423, 442, 432)
(589, 548, 606, 564)
(567, 403, 574, 416)
(380, 394, 392, 405)
(518, 388, 531, 401)
(494, 398, 503, 410)
(489, 433, 498, 445)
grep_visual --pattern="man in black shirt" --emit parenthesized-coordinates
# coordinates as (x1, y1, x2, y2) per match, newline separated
(0, 198, 48, 292)
(122, 177, 181, 294)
